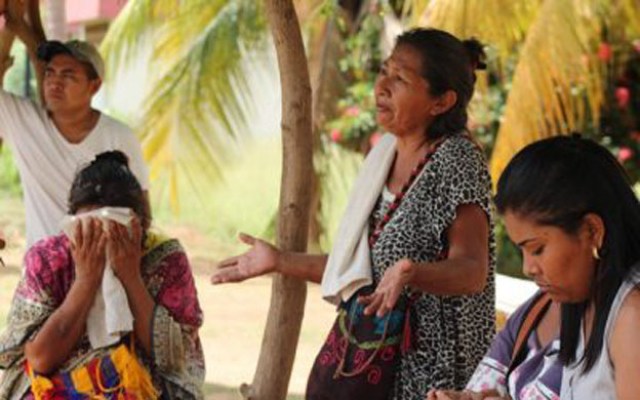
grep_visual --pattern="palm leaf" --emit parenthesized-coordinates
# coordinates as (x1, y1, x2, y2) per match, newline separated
(490, 0, 639, 184)
(100, 0, 180, 77)
(410, 0, 541, 63)
(102, 0, 267, 212)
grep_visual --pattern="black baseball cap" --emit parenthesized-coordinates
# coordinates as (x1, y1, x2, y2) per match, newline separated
(37, 40, 105, 79)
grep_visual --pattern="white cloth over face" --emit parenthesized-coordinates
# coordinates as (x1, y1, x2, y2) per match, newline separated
(61, 206, 135, 349)
(321, 134, 397, 305)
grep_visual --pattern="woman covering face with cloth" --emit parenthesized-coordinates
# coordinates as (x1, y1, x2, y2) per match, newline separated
(0, 151, 204, 399)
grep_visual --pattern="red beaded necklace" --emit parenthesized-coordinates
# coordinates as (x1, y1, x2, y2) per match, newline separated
(368, 141, 442, 247)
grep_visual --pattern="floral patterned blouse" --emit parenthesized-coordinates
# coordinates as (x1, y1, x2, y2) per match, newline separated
(0, 232, 205, 399)
(369, 134, 496, 399)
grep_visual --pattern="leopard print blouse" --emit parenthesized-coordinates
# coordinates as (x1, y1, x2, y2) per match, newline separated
(369, 134, 496, 400)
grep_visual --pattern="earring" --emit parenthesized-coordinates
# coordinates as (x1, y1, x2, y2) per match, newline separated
(592, 246, 601, 260)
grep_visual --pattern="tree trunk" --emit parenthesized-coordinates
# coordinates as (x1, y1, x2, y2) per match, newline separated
(0, 29, 15, 149)
(306, 16, 345, 251)
(241, 1, 313, 399)
(3, 0, 46, 100)
(0, 30, 15, 81)
(305, 4, 365, 251)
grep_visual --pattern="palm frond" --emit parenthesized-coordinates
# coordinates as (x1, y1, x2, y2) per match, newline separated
(100, 0, 181, 77)
(416, 0, 541, 62)
(489, 0, 640, 184)
(102, 0, 268, 211)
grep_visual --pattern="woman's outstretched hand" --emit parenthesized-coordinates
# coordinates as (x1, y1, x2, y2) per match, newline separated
(211, 233, 280, 284)
(359, 258, 415, 317)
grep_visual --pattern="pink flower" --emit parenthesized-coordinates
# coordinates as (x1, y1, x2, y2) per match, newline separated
(618, 147, 634, 163)
(345, 106, 360, 117)
(369, 132, 382, 147)
(633, 39, 640, 53)
(598, 42, 612, 62)
(330, 129, 342, 142)
(616, 87, 630, 109)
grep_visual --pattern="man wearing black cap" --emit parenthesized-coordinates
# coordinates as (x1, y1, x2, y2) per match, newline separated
(0, 37, 150, 246)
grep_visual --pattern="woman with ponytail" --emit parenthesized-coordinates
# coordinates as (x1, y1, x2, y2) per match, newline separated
(492, 135, 640, 400)
(213, 28, 496, 399)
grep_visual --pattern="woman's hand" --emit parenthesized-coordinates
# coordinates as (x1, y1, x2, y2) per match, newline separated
(359, 258, 415, 317)
(426, 389, 472, 400)
(107, 217, 143, 287)
(211, 233, 280, 284)
(71, 217, 107, 286)
(426, 389, 507, 400)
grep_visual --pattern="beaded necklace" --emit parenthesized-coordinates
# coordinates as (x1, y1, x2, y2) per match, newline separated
(368, 141, 443, 247)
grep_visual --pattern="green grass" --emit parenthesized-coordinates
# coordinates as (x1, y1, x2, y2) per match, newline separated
(150, 137, 361, 253)
(152, 136, 281, 247)
(0, 147, 22, 197)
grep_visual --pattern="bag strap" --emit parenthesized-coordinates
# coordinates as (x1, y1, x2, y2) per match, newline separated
(508, 292, 552, 375)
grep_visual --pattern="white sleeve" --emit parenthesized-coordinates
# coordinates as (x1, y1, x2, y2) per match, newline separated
(121, 128, 150, 190)
(0, 89, 39, 141)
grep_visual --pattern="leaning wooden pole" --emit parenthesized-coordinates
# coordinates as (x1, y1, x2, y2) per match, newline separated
(3, 0, 46, 99)
(240, 1, 313, 399)
(0, 29, 14, 150)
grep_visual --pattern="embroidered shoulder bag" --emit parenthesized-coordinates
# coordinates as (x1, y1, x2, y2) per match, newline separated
(306, 143, 444, 400)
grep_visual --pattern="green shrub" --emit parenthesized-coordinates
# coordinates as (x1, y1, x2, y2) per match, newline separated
(0, 147, 22, 196)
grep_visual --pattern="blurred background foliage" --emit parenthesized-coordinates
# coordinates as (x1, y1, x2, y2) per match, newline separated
(2, 0, 639, 279)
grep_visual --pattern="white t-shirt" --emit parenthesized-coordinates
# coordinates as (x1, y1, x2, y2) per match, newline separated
(0, 90, 150, 246)
(560, 270, 640, 400)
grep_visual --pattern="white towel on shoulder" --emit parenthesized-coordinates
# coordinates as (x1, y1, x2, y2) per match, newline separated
(321, 134, 397, 305)
(61, 207, 135, 349)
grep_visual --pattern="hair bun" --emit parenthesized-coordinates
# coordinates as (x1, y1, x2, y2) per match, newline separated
(463, 38, 487, 70)
(94, 150, 130, 167)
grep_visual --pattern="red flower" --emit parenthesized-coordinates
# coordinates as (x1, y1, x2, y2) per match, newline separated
(631, 131, 640, 142)
(615, 87, 630, 109)
(598, 42, 612, 62)
(618, 147, 634, 163)
(330, 129, 342, 142)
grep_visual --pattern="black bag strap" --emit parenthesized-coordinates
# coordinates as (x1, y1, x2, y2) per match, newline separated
(507, 292, 552, 377)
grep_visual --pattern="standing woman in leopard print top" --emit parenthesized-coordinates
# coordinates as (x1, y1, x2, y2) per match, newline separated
(212, 28, 496, 400)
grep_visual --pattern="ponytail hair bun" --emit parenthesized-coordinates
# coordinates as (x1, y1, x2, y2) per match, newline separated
(463, 38, 487, 71)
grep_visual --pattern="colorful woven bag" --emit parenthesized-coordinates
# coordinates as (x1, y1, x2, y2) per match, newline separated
(27, 338, 158, 400)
